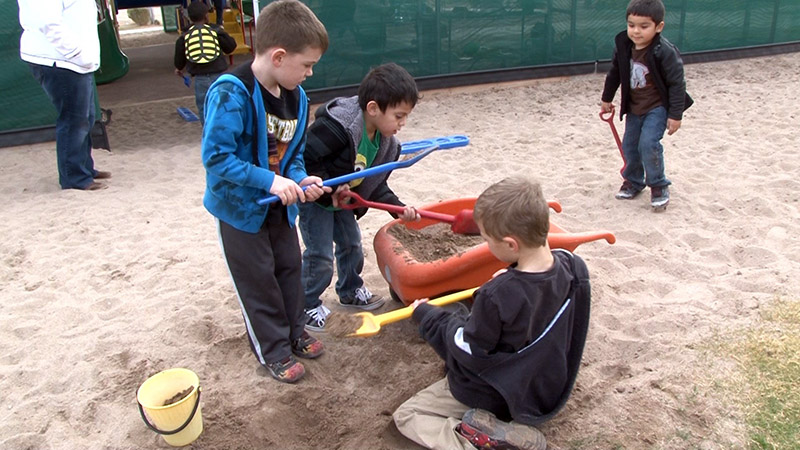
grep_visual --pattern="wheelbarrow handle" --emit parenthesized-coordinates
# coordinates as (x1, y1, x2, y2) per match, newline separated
(337, 191, 457, 223)
(256, 145, 439, 206)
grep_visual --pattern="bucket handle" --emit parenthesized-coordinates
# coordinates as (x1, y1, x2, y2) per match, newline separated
(137, 387, 202, 435)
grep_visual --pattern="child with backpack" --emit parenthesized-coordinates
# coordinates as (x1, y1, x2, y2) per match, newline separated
(174, 1, 236, 123)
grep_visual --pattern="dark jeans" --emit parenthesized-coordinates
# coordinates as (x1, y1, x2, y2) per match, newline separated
(217, 206, 306, 366)
(621, 106, 671, 190)
(193, 72, 223, 124)
(213, 0, 225, 25)
(29, 63, 97, 189)
(298, 202, 365, 310)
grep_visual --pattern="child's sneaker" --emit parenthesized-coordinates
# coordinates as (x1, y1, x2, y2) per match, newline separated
(266, 355, 305, 383)
(339, 286, 385, 311)
(650, 185, 670, 211)
(304, 304, 331, 332)
(291, 331, 324, 359)
(457, 408, 546, 450)
(615, 180, 642, 200)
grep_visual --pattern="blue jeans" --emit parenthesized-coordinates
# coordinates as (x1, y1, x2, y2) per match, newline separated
(298, 202, 364, 310)
(621, 106, 671, 190)
(29, 63, 97, 189)
(193, 73, 223, 124)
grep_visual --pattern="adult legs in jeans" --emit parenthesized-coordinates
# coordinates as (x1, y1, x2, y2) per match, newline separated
(193, 73, 222, 124)
(299, 203, 365, 310)
(621, 106, 670, 189)
(29, 63, 96, 189)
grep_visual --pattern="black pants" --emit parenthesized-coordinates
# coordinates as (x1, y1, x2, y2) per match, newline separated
(213, 0, 224, 25)
(218, 206, 306, 365)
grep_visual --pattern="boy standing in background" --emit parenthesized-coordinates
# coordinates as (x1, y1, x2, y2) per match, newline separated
(201, 0, 329, 383)
(601, 0, 692, 211)
(174, 0, 236, 123)
(298, 63, 421, 331)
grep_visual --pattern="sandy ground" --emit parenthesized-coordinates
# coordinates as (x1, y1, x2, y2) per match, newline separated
(1, 29, 799, 449)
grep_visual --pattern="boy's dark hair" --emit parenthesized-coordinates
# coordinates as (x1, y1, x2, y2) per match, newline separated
(357, 63, 420, 112)
(254, 0, 329, 55)
(187, 1, 209, 23)
(473, 177, 549, 248)
(626, 0, 665, 24)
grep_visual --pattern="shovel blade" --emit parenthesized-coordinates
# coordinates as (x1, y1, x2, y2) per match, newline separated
(349, 312, 382, 337)
(450, 210, 480, 235)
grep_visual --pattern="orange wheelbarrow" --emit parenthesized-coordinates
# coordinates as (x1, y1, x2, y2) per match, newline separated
(373, 197, 615, 305)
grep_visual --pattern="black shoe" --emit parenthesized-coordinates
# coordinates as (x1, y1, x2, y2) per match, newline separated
(291, 331, 324, 359)
(650, 185, 670, 211)
(615, 180, 642, 200)
(304, 305, 331, 332)
(339, 286, 385, 311)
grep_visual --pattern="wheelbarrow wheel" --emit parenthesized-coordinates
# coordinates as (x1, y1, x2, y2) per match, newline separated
(389, 288, 403, 303)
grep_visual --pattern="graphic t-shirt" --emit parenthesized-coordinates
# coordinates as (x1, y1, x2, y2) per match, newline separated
(258, 84, 300, 173)
(349, 124, 381, 189)
(629, 45, 662, 116)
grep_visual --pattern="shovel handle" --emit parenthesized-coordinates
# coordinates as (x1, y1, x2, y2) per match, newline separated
(373, 288, 479, 328)
(338, 191, 457, 223)
(256, 146, 439, 206)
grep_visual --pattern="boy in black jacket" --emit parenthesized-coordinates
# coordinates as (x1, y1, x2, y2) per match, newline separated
(393, 177, 591, 450)
(174, 1, 236, 123)
(601, 0, 692, 211)
(298, 63, 420, 331)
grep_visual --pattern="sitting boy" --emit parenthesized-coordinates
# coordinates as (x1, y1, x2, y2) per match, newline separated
(298, 62, 420, 331)
(393, 177, 591, 450)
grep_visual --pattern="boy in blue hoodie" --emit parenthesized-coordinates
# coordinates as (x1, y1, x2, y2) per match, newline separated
(201, 0, 329, 383)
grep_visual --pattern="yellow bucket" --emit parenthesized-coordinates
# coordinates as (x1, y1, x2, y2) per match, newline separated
(136, 368, 203, 447)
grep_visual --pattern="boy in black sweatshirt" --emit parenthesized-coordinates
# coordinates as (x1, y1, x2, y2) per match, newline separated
(393, 177, 591, 450)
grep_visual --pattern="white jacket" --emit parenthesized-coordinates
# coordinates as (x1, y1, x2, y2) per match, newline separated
(18, 0, 100, 74)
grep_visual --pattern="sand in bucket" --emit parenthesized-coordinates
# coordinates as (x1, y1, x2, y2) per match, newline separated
(137, 368, 203, 446)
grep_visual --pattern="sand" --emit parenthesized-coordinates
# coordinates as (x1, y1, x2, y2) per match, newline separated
(1, 29, 798, 448)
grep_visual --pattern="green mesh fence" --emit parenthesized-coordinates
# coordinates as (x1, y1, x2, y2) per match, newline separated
(3, 0, 799, 139)
(288, 0, 800, 90)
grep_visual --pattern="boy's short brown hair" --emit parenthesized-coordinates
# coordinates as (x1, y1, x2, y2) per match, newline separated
(473, 177, 549, 248)
(626, 0, 665, 24)
(254, 0, 329, 55)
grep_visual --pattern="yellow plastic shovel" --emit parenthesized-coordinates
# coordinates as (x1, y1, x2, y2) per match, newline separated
(348, 287, 478, 337)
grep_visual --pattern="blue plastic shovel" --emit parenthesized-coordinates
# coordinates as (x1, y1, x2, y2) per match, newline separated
(255, 145, 439, 206)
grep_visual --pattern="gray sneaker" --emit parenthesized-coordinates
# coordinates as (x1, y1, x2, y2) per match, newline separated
(339, 286, 385, 311)
(650, 185, 670, 211)
(615, 180, 643, 200)
(304, 304, 331, 332)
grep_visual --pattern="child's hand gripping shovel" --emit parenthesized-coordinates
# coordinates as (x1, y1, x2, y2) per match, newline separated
(349, 288, 478, 337)
(599, 107, 626, 176)
(337, 191, 481, 235)
(255, 145, 440, 206)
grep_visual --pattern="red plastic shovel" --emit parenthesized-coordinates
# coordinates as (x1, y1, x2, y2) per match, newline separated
(338, 191, 481, 235)
(599, 107, 626, 176)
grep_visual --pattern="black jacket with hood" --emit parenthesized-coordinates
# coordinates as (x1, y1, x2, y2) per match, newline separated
(602, 31, 693, 121)
(303, 95, 404, 218)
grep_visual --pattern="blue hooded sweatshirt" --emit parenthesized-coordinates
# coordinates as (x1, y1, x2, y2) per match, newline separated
(201, 63, 309, 233)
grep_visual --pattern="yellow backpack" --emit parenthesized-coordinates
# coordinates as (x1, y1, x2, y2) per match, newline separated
(184, 24, 221, 64)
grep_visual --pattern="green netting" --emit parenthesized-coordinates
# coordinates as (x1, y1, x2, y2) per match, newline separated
(288, 0, 800, 90)
(2, 0, 57, 132)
